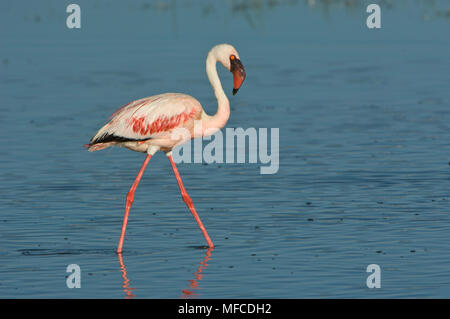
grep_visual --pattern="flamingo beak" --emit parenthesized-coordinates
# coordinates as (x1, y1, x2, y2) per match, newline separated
(230, 58, 246, 96)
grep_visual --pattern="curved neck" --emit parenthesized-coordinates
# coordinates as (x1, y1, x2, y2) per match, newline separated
(203, 49, 230, 133)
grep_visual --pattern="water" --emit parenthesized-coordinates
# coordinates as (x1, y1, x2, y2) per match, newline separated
(1, 0, 450, 298)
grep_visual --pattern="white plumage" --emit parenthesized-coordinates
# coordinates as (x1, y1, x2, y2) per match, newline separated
(88, 93, 202, 152)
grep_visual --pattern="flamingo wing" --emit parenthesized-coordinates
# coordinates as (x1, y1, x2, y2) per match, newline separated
(89, 93, 201, 145)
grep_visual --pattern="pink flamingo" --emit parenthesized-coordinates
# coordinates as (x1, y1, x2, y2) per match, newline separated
(86, 44, 246, 254)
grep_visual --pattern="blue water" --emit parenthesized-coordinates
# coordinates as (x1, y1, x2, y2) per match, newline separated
(1, 0, 450, 298)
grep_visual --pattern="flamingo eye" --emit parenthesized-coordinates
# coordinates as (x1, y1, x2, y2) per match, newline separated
(230, 55, 236, 61)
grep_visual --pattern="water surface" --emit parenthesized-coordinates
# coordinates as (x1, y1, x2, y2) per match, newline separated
(1, 0, 450, 298)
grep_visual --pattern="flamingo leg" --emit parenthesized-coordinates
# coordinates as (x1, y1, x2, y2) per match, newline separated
(168, 155, 214, 248)
(117, 154, 152, 254)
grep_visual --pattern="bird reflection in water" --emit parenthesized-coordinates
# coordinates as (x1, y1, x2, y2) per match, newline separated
(117, 253, 136, 299)
(117, 248, 214, 299)
(181, 247, 214, 298)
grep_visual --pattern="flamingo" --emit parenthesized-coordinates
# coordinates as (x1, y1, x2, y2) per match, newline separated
(86, 44, 246, 254)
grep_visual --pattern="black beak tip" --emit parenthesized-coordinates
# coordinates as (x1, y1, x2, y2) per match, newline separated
(232, 88, 239, 96)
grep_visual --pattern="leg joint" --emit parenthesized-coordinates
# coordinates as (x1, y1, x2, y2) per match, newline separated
(126, 191, 134, 205)
(181, 192, 193, 206)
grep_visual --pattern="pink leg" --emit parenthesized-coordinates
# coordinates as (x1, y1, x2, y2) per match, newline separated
(117, 154, 152, 254)
(168, 155, 214, 248)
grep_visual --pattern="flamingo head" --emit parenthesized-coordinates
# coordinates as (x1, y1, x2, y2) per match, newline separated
(215, 44, 246, 96)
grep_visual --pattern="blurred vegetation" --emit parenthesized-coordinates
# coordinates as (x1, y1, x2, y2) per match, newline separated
(131, 0, 450, 29)
(8, 0, 450, 29)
